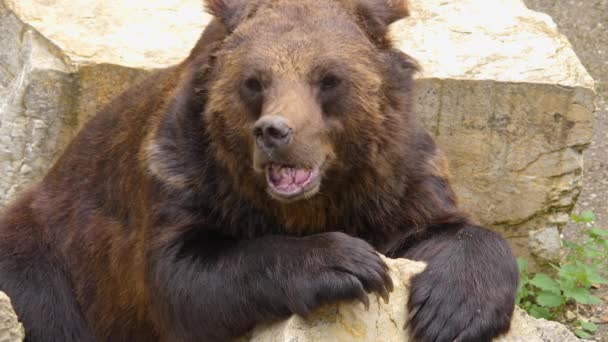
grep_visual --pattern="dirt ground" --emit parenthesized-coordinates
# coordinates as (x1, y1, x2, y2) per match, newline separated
(523, 0, 607, 340)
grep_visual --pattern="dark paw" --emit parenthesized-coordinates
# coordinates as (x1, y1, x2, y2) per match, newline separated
(286, 232, 393, 316)
(406, 260, 516, 342)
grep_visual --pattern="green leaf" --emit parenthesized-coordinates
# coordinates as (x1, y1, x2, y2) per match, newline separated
(529, 305, 552, 319)
(529, 274, 561, 294)
(562, 287, 600, 304)
(585, 247, 602, 259)
(563, 240, 575, 249)
(586, 268, 608, 284)
(571, 213, 582, 223)
(515, 283, 525, 303)
(581, 210, 596, 223)
(581, 321, 598, 333)
(587, 294, 602, 305)
(517, 258, 528, 273)
(522, 301, 532, 310)
(550, 263, 561, 271)
(575, 329, 593, 339)
(562, 287, 586, 302)
(559, 263, 583, 280)
(536, 291, 564, 308)
(590, 227, 608, 237)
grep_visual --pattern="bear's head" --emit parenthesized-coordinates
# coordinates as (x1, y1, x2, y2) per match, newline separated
(196, 0, 418, 206)
(146, 0, 421, 230)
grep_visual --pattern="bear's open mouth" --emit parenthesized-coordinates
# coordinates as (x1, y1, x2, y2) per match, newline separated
(265, 163, 321, 201)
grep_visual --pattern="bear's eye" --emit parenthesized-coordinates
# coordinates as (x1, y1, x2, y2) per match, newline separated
(244, 77, 264, 93)
(320, 74, 341, 91)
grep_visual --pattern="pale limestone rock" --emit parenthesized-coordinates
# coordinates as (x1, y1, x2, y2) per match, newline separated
(0, 0, 154, 205)
(496, 309, 579, 342)
(391, 0, 594, 87)
(391, 0, 595, 258)
(244, 257, 578, 342)
(4, 0, 209, 69)
(528, 227, 562, 264)
(0, 1, 77, 205)
(0, 0, 597, 262)
(0, 292, 24, 342)
(247, 258, 426, 342)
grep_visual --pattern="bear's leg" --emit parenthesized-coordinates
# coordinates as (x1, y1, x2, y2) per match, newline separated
(398, 224, 518, 342)
(0, 195, 94, 342)
(0, 249, 94, 342)
(150, 231, 393, 341)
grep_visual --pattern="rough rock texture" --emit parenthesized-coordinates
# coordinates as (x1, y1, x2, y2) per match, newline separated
(522, 1, 608, 340)
(0, 0, 596, 260)
(528, 226, 562, 264)
(4, 0, 208, 69)
(0, 1, 76, 204)
(0, 292, 24, 342)
(242, 257, 578, 342)
(390, 0, 596, 260)
(524, 0, 608, 235)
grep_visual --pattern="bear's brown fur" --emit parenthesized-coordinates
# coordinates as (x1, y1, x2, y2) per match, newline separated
(0, 0, 518, 341)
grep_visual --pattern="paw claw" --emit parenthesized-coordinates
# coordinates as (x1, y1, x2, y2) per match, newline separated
(359, 294, 370, 310)
(379, 285, 390, 304)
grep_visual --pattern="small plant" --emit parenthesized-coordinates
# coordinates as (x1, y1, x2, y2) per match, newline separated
(516, 210, 608, 339)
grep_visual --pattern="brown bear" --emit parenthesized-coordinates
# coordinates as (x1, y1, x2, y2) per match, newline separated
(0, 0, 519, 341)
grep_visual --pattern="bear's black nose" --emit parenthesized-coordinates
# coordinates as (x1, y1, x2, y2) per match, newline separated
(253, 115, 293, 151)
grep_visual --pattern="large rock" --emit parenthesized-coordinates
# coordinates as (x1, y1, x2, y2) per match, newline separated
(391, 0, 595, 260)
(243, 257, 578, 342)
(0, 0, 596, 259)
(0, 292, 24, 342)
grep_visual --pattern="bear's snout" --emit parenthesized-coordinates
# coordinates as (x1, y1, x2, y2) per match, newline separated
(253, 115, 294, 152)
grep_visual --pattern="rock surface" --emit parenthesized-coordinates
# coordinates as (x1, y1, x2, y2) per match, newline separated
(0, 1, 76, 205)
(4, 0, 209, 69)
(528, 226, 562, 264)
(0, 0, 596, 259)
(243, 257, 578, 342)
(391, 0, 596, 260)
(0, 292, 24, 342)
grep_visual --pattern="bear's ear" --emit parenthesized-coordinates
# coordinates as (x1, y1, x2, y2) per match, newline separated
(345, 0, 410, 46)
(204, 0, 259, 32)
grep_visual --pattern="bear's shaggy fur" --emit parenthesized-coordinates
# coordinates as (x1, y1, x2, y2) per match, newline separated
(0, 0, 518, 341)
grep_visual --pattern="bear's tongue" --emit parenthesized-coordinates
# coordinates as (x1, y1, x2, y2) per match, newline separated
(267, 164, 313, 191)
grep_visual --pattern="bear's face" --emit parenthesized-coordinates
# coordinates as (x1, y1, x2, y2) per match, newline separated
(203, 0, 413, 204)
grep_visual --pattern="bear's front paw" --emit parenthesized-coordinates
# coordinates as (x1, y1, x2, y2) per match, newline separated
(284, 232, 393, 316)
(406, 265, 514, 342)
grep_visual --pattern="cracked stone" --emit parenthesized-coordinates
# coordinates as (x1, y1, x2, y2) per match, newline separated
(0, 292, 24, 342)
